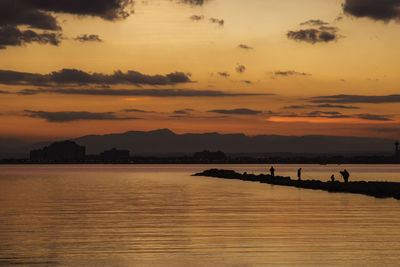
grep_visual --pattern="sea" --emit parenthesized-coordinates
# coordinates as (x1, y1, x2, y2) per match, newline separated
(1, 164, 400, 266)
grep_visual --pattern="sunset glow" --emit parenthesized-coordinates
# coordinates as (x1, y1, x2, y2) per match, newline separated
(1, 0, 399, 140)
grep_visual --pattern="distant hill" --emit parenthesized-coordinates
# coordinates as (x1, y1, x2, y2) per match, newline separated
(0, 129, 396, 159)
(73, 129, 395, 156)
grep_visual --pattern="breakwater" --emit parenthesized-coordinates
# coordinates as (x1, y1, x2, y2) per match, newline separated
(193, 169, 400, 200)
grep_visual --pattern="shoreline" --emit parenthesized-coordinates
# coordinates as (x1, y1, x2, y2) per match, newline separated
(193, 169, 400, 200)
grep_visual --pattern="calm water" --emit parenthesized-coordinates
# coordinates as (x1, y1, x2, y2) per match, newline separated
(1, 164, 400, 266)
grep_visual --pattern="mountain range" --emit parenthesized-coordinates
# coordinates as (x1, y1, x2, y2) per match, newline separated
(0, 129, 396, 159)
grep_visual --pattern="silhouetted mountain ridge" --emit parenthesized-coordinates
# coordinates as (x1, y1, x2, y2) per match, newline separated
(0, 129, 396, 159)
(72, 129, 394, 155)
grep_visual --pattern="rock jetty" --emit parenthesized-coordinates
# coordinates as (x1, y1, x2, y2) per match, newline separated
(193, 169, 400, 200)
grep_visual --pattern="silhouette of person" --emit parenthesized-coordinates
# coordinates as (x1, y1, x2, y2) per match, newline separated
(270, 166, 275, 177)
(297, 168, 302, 180)
(344, 169, 350, 183)
(340, 169, 350, 183)
(331, 174, 335, 182)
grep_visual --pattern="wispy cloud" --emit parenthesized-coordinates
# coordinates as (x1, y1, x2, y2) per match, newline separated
(207, 108, 262, 115)
(17, 87, 267, 97)
(24, 110, 139, 122)
(74, 34, 103, 42)
(311, 94, 400, 104)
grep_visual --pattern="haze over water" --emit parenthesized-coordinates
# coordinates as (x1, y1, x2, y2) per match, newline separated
(1, 164, 400, 266)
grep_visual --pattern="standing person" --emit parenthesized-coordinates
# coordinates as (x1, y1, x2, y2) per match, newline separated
(270, 166, 275, 177)
(297, 168, 302, 180)
(331, 174, 335, 182)
(340, 169, 350, 183)
(344, 169, 350, 183)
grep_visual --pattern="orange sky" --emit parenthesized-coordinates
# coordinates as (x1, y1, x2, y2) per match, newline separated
(0, 0, 399, 141)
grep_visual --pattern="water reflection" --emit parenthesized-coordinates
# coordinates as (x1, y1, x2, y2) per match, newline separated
(0, 165, 399, 266)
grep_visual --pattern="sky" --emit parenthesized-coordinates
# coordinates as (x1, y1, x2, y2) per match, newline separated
(1, 0, 400, 141)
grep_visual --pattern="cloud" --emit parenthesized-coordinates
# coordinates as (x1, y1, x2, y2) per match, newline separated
(283, 104, 360, 110)
(0, 68, 192, 86)
(74, 34, 103, 42)
(24, 110, 139, 122)
(209, 18, 224, 26)
(304, 110, 350, 118)
(17, 87, 266, 97)
(282, 105, 314, 109)
(311, 94, 400, 104)
(173, 109, 194, 114)
(190, 15, 204, 21)
(21, 0, 134, 21)
(178, 0, 209, 6)
(0, 26, 61, 49)
(316, 104, 360, 110)
(207, 108, 262, 115)
(241, 80, 253, 84)
(217, 72, 230, 78)
(343, 0, 400, 21)
(238, 44, 253, 50)
(124, 108, 155, 113)
(270, 110, 394, 122)
(0, 0, 133, 49)
(274, 70, 310, 76)
(0, 90, 10, 94)
(287, 27, 339, 44)
(236, 64, 246, 73)
(300, 19, 329, 26)
(0, 0, 60, 30)
(355, 114, 393, 121)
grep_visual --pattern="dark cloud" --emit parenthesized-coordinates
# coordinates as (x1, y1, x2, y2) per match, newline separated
(17, 87, 266, 97)
(236, 64, 246, 73)
(209, 18, 224, 26)
(283, 105, 314, 109)
(0, 0, 133, 49)
(190, 15, 204, 21)
(218, 72, 230, 78)
(304, 110, 350, 118)
(207, 108, 262, 115)
(272, 110, 393, 121)
(0, 26, 61, 49)
(0, 0, 59, 30)
(238, 44, 253, 50)
(283, 104, 360, 110)
(74, 34, 103, 42)
(173, 109, 194, 114)
(287, 26, 339, 44)
(241, 80, 253, 84)
(311, 94, 400, 104)
(0, 90, 10, 94)
(274, 70, 310, 76)
(124, 109, 155, 113)
(0, 68, 192, 86)
(24, 110, 139, 122)
(283, 104, 360, 109)
(300, 19, 329, 26)
(316, 104, 360, 110)
(21, 0, 134, 21)
(355, 114, 393, 121)
(343, 0, 400, 21)
(178, 0, 208, 6)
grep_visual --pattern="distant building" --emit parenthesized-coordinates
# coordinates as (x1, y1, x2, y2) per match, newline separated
(30, 141, 85, 161)
(100, 148, 130, 160)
